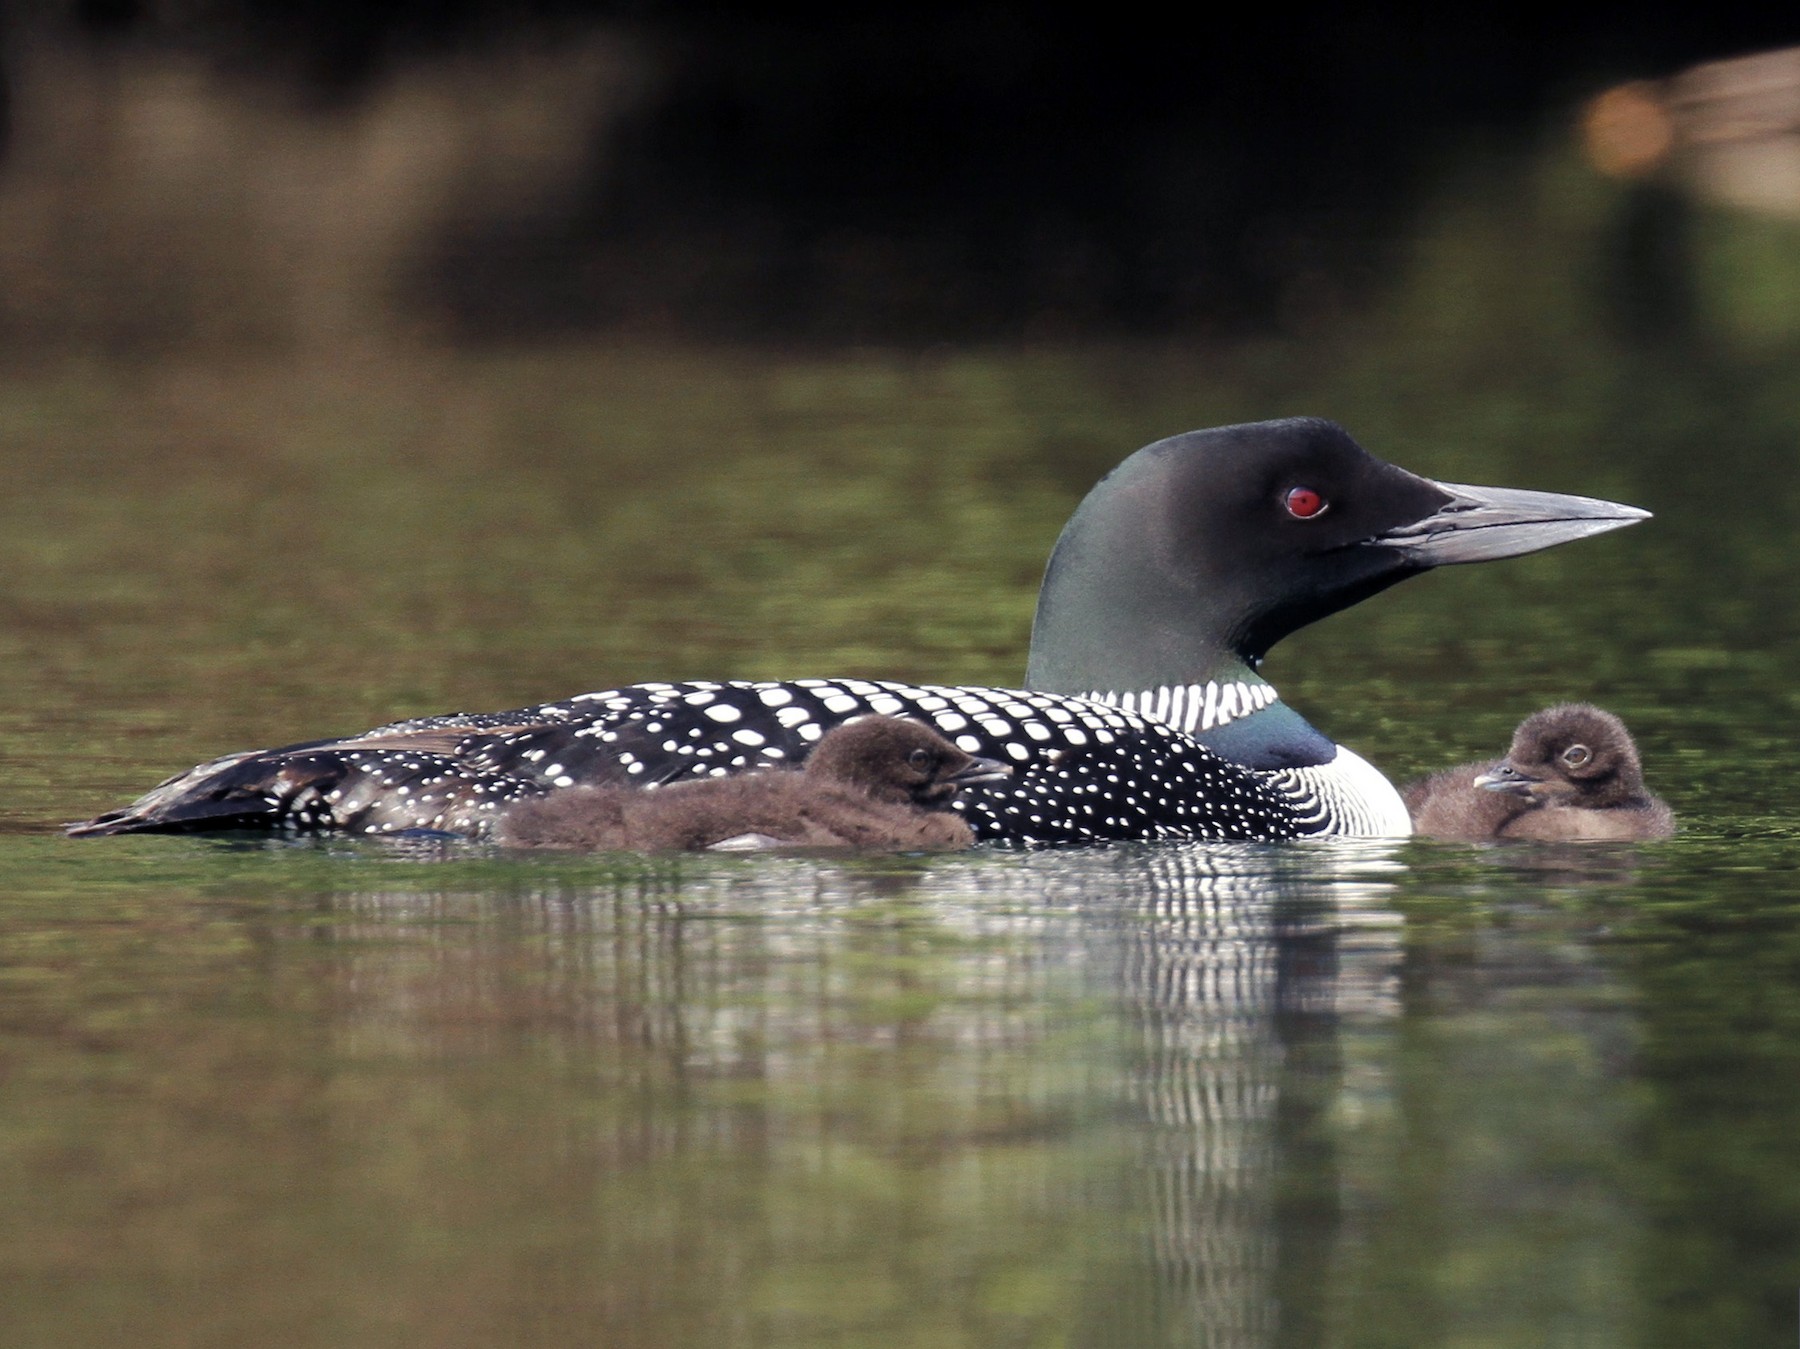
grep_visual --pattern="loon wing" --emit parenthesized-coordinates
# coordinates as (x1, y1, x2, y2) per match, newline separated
(68, 680, 1323, 844)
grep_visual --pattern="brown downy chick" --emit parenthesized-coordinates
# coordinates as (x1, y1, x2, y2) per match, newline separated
(1405, 703, 1673, 841)
(495, 716, 1011, 852)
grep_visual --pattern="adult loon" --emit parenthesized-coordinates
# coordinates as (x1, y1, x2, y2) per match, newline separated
(69, 418, 1650, 845)
(1404, 703, 1674, 841)
(493, 715, 1009, 851)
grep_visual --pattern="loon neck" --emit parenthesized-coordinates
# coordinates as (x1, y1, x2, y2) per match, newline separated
(1083, 673, 1339, 770)
(1083, 671, 1275, 736)
(1023, 450, 1251, 700)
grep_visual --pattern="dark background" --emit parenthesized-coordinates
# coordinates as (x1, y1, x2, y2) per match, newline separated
(10, 3, 1797, 342)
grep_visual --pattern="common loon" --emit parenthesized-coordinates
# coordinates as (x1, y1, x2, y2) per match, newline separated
(1404, 702, 1674, 842)
(493, 715, 1009, 851)
(68, 418, 1650, 845)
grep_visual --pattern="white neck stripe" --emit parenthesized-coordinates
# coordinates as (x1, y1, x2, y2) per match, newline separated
(1088, 681, 1280, 735)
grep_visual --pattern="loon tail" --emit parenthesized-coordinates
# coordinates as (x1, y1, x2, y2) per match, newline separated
(64, 718, 693, 837)
(65, 749, 301, 836)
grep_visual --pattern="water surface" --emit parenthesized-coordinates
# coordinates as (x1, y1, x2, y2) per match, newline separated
(5, 145, 1800, 1347)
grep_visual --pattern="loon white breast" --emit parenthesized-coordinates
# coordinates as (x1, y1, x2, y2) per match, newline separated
(69, 418, 1649, 845)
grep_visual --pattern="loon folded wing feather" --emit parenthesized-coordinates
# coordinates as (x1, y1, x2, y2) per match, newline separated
(65, 749, 286, 836)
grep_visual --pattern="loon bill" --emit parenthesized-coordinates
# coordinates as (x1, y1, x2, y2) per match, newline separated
(69, 418, 1650, 845)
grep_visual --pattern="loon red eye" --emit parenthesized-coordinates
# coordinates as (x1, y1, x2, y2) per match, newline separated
(1283, 486, 1327, 519)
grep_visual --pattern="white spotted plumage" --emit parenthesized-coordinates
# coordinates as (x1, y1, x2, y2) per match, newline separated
(124, 678, 1405, 843)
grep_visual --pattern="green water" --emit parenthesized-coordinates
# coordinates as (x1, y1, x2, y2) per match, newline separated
(6, 146, 1800, 1346)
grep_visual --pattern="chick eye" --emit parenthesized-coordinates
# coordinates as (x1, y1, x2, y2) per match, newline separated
(1562, 744, 1592, 767)
(1283, 486, 1328, 519)
(907, 748, 933, 771)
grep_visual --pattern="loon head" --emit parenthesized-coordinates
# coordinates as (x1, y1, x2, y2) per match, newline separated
(1025, 418, 1650, 699)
